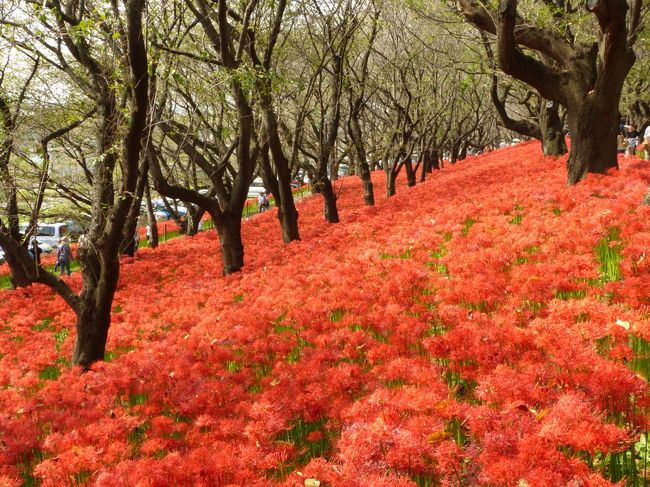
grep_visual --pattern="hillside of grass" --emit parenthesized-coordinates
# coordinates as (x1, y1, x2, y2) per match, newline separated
(1, 142, 649, 486)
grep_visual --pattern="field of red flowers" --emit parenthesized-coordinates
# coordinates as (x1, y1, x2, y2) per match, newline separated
(0, 142, 649, 486)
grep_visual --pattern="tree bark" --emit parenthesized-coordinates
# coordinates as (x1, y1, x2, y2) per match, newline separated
(405, 159, 416, 187)
(216, 211, 244, 275)
(566, 94, 620, 184)
(348, 107, 375, 205)
(418, 149, 429, 183)
(539, 99, 567, 156)
(186, 207, 205, 236)
(120, 157, 148, 257)
(4, 252, 32, 288)
(261, 111, 300, 243)
(450, 142, 460, 164)
(386, 166, 397, 198)
(74, 250, 118, 366)
(320, 177, 339, 224)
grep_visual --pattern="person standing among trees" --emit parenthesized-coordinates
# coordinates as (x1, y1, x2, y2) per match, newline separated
(625, 126, 640, 157)
(53, 238, 62, 273)
(258, 192, 269, 213)
(56, 237, 72, 276)
(28, 236, 41, 265)
(644, 124, 650, 160)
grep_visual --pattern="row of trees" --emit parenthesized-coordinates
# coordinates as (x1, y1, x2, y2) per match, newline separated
(0, 0, 647, 367)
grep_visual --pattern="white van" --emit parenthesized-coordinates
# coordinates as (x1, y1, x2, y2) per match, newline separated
(20, 223, 71, 247)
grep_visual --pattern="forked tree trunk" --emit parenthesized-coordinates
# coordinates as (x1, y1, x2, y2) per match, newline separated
(216, 212, 244, 275)
(186, 207, 205, 236)
(244, 0, 300, 244)
(268, 124, 300, 243)
(260, 108, 300, 243)
(348, 110, 375, 205)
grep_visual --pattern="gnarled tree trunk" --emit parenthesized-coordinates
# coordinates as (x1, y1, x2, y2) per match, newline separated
(566, 92, 621, 184)
(461, 0, 641, 185)
(348, 109, 375, 206)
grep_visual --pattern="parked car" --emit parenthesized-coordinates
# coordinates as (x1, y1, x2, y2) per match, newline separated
(147, 199, 188, 220)
(19, 223, 71, 249)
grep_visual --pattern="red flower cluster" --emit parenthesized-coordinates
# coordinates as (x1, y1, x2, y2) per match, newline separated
(0, 142, 648, 485)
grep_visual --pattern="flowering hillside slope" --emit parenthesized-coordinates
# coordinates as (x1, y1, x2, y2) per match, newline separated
(0, 142, 649, 486)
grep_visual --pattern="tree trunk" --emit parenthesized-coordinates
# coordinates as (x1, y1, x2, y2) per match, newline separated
(566, 94, 620, 185)
(72, 0, 150, 368)
(0, 93, 32, 288)
(361, 173, 375, 206)
(405, 159, 416, 187)
(419, 149, 430, 183)
(459, 145, 468, 161)
(120, 157, 148, 257)
(5, 252, 32, 288)
(450, 142, 459, 164)
(431, 149, 440, 171)
(539, 99, 567, 156)
(73, 297, 113, 366)
(386, 169, 397, 198)
(187, 207, 205, 236)
(262, 113, 300, 243)
(277, 194, 300, 243)
(73, 246, 120, 367)
(216, 212, 244, 275)
(320, 177, 339, 223)
(348, 109, 375, 205)
(73, 309, 111, 366)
